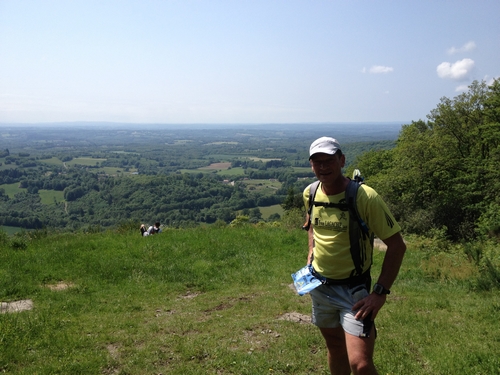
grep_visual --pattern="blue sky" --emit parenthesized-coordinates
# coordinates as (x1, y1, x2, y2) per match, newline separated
(1, 0, 499, 125)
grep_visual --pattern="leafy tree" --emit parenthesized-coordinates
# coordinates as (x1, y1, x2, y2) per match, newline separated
(281, 187, 303, 212)
(365, 80, 500, 241)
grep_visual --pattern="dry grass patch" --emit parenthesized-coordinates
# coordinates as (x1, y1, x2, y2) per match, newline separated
(0, 299, 34, 313)
(45, 281, 75, 291)
(199, 162, 232, 170)
(278, 312, 311, 324)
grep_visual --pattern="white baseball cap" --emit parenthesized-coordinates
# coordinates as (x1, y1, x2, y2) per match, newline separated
(309, 137, 341, 159)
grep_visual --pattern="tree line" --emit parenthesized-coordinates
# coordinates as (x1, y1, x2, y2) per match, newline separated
(349, 80, 500, 243)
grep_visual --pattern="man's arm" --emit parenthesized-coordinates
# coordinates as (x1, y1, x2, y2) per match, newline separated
(375, 232, 406, 290)
(352, 232, 406, 320)
(307, 219, 314, 265)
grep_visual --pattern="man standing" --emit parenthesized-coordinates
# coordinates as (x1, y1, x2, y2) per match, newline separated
(303, 137, 406, 375)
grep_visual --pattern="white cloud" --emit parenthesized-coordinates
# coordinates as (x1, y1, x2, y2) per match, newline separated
(363, 65, 393, 74)
(436, 58, 475, 81)
(447, 41, 476, 55)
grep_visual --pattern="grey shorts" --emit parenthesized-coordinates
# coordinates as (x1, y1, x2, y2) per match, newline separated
(309, 282, 375, 338)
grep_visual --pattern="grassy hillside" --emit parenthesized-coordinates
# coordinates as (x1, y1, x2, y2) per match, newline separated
(1, 226, 499, 374)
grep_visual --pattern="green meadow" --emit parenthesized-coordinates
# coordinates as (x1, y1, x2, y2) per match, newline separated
(67, 157, 107, 167)
(39, 157, 64, 166)
(38, 189, 65, 204)
(1, 225, 498, 374)
(259, 204, 284, 219)
(0, 184, 64, 204)
(0, 182, 25, 198)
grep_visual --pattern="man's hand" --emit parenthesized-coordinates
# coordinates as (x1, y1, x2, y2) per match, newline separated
(352, 293, 386, 321)
(352, 232, 406, 321)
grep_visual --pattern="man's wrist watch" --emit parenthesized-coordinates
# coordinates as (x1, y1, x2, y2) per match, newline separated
(373, 283, 391, 295)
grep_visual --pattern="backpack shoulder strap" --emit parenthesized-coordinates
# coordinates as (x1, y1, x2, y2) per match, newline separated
(345, 180, 369, 235)
(302, 180, 320, 231)
(345, 180, 372, 276)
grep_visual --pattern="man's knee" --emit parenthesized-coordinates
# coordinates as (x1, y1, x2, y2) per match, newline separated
(345, 330, 377, 375)
(349, 356, 376, 375)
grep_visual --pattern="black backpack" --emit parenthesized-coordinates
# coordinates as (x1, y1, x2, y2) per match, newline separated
(302, 176, 373, 277)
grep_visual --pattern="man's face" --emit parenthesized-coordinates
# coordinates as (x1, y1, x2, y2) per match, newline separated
(310, 152, 345, 182)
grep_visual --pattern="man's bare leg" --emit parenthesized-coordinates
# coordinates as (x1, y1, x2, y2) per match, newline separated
(320, 326, 378, 375)
(319, 327, 351, 375)
(344, 326, 378, 375)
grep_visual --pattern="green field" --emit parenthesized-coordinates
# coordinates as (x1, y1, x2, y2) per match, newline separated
(0, 182, 25, 198)
(39, 157, 63, 166)
(216, 167, 246, 177)
(67, 157, 107, 167)
(0, 164, 17, 171)
(0, 183, 64, 204)
(259, 204, 284, 219)
(1, 226, 498, 374)
(38, 189, 65, 204)
(180, 167, 247, 177)
(243, 179, 282, 195)
(0, 225, 25, 235)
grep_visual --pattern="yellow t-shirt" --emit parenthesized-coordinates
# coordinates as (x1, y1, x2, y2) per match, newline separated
(303, 182, 401, 279)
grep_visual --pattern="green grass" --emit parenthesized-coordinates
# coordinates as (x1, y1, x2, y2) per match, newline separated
(38, 189, 65, 204)
(67, 157, 107, 167)
(0, 182, 25, 198)
(0, 226, 24, 235)
(259, 204, 284, 219)
(0, 226, 499, 374)
(0, 184, 64, 204)
(98, 166, 131, 175)
(39, 157, 63, 166)
(243, 179, 282, 192)
(216, 167, 246, 177)
(180, 167, 247, 177)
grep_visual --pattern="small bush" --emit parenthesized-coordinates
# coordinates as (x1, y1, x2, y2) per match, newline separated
(280, 208, 304, 230)
(475, 258, 500, 291)
(10, 237, 28, 250)
(0, 230, 9, 246)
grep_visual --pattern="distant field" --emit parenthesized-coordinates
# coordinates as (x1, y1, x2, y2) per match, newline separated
(259, 204, 284, 219)
(39, 189, 65, 205)
(216, 167, 246, 177)
(248, 157, 281, 162)
(0, 225, 24, 235)
(0, 163, 17, 171)
(97, 167, 132, 175)
(199, 162, 232, 170)
(243, 179, 281, 194)
(110, 151, 139, 155)
(0, 183, 64, 204)
(67, 157, 107, 166)
(1, 182, 24, 198)
(39, 157, 63, 166)
(38, 158, 137, 175)
(202, 154, 279, 162)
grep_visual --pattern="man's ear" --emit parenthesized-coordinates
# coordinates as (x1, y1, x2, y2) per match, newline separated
(340, 154, 346, 168)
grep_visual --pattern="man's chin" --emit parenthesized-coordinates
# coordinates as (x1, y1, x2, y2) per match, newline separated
(319, 174, 332, 180)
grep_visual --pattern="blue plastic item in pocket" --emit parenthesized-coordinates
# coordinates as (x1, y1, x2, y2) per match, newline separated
(291, 265, 322, 296)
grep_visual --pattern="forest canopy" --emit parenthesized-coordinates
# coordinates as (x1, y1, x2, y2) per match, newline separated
(352, 79, 500, 242)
